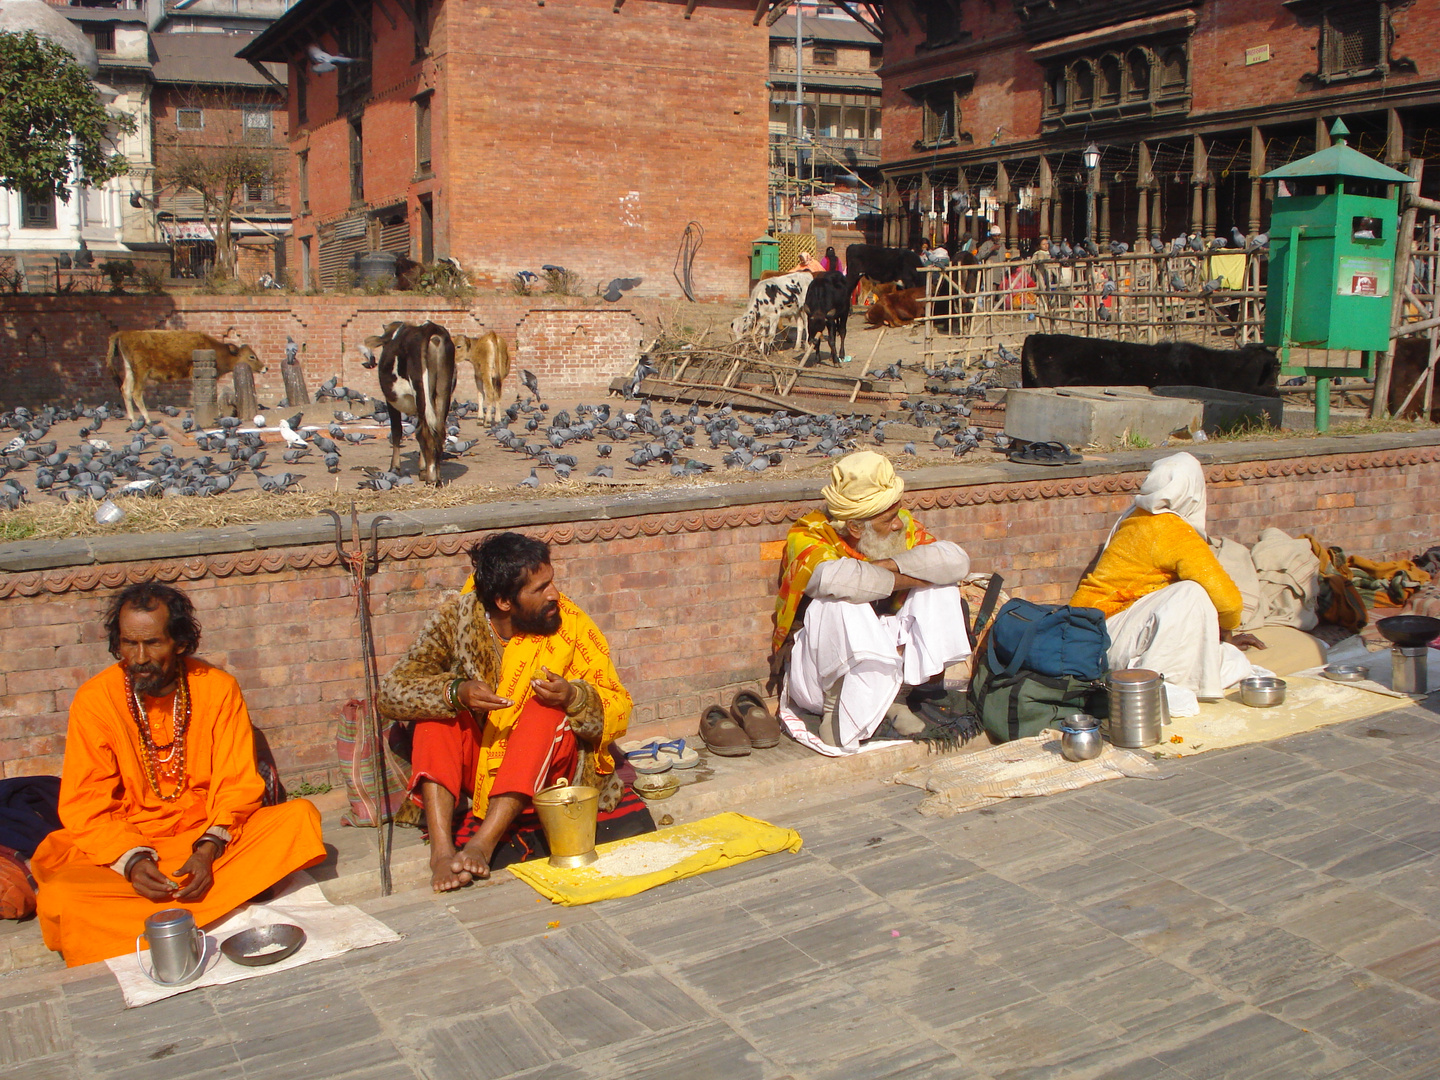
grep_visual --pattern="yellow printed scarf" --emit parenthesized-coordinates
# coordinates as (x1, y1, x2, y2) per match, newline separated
(771, 508, 934, 654)
(460, 582, 631, 816)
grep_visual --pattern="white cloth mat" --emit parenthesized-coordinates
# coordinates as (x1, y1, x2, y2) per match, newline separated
(1293, 635, 1440, 698)
(106, 870, 401, 1007)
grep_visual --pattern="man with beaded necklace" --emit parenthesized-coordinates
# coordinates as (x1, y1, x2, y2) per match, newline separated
(31, 583, 326, 967)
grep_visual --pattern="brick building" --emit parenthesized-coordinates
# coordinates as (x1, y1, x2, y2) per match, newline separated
(151, 32, 290, 279)
(239, 0, 770, 297)
(864, 0, 1440, 252)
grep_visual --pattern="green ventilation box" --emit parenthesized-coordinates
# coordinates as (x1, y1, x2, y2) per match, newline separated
(1261, 119, 1414, 429)
(750, 236, 780, 279)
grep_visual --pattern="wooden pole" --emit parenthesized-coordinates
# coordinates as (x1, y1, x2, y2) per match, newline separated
(1374, 158, 1424, 417)
(282, 356, 310, 409)
(232, 361, 258, 422)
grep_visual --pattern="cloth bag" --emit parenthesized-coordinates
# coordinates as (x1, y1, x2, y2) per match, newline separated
(337, 699, 414, 828)
(967, 600, 1110, 743)
(984, 599, 1110, 680)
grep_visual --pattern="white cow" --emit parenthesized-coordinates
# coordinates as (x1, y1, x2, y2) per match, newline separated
(730, 271, 812, 353)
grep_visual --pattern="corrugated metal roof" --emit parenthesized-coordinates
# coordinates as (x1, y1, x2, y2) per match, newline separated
(772, 15, 878, 45)
(152, 30, 283, 85)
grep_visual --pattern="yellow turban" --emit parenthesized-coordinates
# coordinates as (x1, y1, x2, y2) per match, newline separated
(821, 450, 904, 521)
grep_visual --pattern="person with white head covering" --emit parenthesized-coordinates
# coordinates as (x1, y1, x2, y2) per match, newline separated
(770, 451, 973, 753)
(1072, 452, 1265, 708)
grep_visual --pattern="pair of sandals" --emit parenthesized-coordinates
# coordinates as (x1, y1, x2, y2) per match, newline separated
(1008, 440, 1082, 466)
(699, 690, 782, 757)
(622, 738, 700, 774)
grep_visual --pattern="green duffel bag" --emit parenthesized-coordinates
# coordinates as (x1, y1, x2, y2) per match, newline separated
(967, 650, 1107, 743)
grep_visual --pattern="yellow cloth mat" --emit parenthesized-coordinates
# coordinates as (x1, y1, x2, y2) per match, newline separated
(1157, 675, 1409, 757)
(1206, 252, 1247, 290)
(507, 812, 803, 906)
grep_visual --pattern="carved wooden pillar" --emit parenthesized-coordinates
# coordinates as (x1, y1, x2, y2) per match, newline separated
(1137, 140, 1153, 243)
(1386, 107, 1406, 165)
(1249, 126, 1266, 236)
(1052, 192, 1063, 241)
(1038, 156, 1053, 241)
(1204, 179, 1217, 240)
(1191, 135, 1207, 237)
(1098, 188, 1111, 243)
(919, 173, 934, 245)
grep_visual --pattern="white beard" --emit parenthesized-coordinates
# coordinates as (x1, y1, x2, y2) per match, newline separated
(853, 518, 908, 560)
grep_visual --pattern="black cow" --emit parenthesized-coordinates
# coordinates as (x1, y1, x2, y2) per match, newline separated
(799, 271, 852, 365)
(844, 243, 924, 295)
(1020, 334, 1282, 398)
(368, 321, 458, 484)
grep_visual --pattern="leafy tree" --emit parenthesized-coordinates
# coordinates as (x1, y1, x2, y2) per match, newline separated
(0, 30, 134, 200)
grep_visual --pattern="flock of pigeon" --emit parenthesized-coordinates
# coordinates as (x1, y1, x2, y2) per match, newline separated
(488, 357, 1020, 490)
(1047, 227, 1269, 264)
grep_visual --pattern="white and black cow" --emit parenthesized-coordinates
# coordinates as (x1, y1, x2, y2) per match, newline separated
(730, 271, 812, 352)
(368, 321, 457, 485)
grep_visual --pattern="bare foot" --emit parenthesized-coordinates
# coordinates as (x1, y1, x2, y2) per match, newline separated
(451, 837, 492, 882)
(430, 848, 472, 892)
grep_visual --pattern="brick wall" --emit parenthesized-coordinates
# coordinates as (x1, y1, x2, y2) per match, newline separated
(0, 294, 684, 409)
(2, 441, 1435, 783)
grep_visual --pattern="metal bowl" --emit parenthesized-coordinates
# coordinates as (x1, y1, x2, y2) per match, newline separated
(1323, 663, 1371, 683)
(1376, 615, 1440, 647)
(220, 924, 306, 967)
(1239, 676, 1287, 708)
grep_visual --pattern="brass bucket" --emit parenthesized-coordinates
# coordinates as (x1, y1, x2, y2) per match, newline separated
(532, 779, 600, 868)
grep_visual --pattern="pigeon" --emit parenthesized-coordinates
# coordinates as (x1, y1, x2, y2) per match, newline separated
(903, 442, 917, 455)
(521, 369, 541, 400)
(1246, 232, 1269, 252)
(1208, 235, 1228, 251)
(553, 463, 572, 480)
(1109, 241, 1129, 256)
(597, 444, 612, 458)
(1149, 236, 1165, 253)
(307, 43, 358, 73)
(996, 342, 1020, 366)
(1082, 238, 1100, 258)
(324, 453, 341, 472)
(1230, 227, 1247, 249)
(519, 469, 540, 489)
(1188, 234, 1205, 253)
(1169, 271, 1187, 292)
(278, 418, 308, 448)
(344, 432, 374, 444)
(285, 335, 299, 366)
(282, 447, 311, 464)
(1201, 277, 1223, 295)
(589, 465, 614, 479)
(600, 277, 643, 303)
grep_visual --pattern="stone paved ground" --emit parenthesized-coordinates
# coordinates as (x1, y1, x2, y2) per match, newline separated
(7, 701, 1440, 1079)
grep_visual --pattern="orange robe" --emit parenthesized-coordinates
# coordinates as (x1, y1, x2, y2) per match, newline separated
(31, 658, 325, 967)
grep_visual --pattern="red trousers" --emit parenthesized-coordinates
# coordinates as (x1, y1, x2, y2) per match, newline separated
(409, 699, 577, 804)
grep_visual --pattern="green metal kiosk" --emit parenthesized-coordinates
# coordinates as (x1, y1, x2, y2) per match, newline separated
(750, 236, 780, 281)
(1261, 120, 1414, 431)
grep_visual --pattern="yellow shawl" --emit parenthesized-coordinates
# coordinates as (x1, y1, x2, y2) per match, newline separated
(460, 584, 631, 816)
(771, 508, 934, 654)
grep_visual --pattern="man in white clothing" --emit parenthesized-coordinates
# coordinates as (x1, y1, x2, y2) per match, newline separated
(771, 451, 973, 751)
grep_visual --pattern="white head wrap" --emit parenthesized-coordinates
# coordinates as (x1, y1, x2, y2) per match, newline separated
(1106, 451, 1209, 544)
(821, 450, 904, 521)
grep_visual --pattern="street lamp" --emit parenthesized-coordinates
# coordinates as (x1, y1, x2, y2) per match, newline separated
(1082, 142, 1100, 243)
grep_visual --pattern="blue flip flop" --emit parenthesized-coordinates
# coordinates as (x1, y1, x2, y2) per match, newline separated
(654, 738, 701, 769)
(621, 741, 672, 774)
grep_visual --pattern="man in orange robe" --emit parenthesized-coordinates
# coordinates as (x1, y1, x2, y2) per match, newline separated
(31, 583, 325, 967)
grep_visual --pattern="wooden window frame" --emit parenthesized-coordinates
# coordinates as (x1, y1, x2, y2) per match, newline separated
(176, 107, 204, 131)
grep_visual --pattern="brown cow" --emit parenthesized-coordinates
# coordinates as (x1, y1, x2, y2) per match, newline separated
(865, 283, 925, 328)
(107, 331, 266, 422)
(454, 332, 511, 425)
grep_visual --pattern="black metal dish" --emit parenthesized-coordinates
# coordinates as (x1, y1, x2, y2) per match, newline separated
(220, 924, 306, 967)
(1376, 615, 1440, 647)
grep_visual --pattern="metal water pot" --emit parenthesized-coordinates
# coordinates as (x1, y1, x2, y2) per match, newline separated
(1057, 713, 1103, 762)
(1105, 669, 1169, 748)
(1393, 645, 1428, 695)
(532, 779, 600, 869)
(137, 908, 205, 986)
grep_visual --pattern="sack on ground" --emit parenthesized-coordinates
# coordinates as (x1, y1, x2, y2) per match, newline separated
(338, 699, 415, 828)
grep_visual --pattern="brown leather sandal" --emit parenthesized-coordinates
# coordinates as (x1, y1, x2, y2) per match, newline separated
(699, 703, 751, 757)
(730, 690, 782, 749)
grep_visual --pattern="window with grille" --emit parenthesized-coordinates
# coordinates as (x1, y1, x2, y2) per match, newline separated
(83, 25, 114, 52)
(922, 90, 955, 144)
(1321, 4, 1383, 74)
(336, 18, 372, 110)
(1126, 49, 1151, 99)
(1159, 47, 1187, 89)
(914, 0, 963, 50)
(349, 116, 364, 203)
(243, 107, 272, 144)
(1098, 54, 1121, 103)
(906, 75, 972, 148)
(812, 47, 836, 66)
(177, 108, 204, 131)
(20, 191, 57, 230)
(415, 93, 432, 174)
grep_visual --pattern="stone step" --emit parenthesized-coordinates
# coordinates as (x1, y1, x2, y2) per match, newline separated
(313, 732, 987, 905)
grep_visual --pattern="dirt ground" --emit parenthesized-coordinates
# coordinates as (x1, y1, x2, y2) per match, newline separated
(0, 313, 1419, 541)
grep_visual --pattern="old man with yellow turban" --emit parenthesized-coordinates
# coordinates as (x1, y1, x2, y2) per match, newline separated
(772, 451, 972, 752)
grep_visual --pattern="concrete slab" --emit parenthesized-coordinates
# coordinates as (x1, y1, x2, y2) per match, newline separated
(1005, 386, 1204, 448)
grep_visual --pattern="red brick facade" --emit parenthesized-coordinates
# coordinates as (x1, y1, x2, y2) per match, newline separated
(244, 0, 770, 298)
(2, 440, 1436, 782)
(876, 0, 1440, 250)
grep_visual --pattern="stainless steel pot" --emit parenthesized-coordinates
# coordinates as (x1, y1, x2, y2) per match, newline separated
(137, 908, 205, 986)
(1106, 668, 1167, 748)
(1393, 646, 1428, 695)
(1057, 713, 1103, 762)
(1239, 676, 1286, 707)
